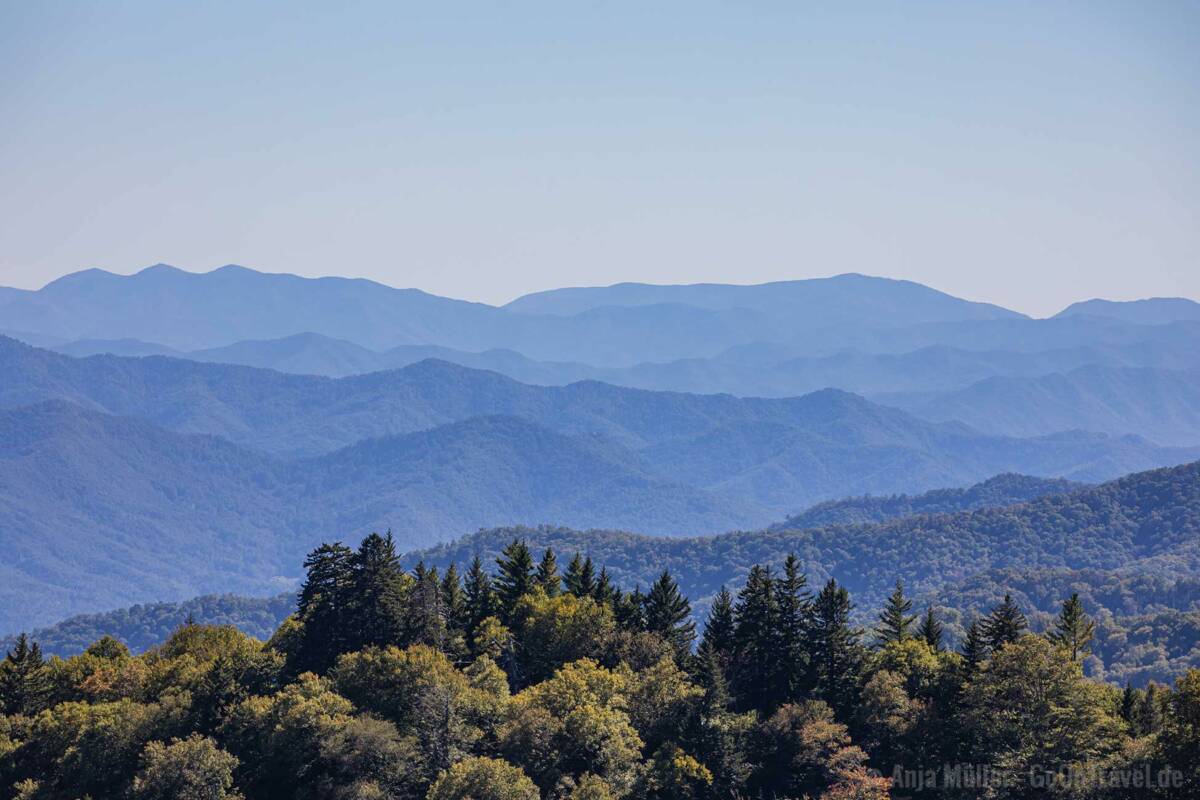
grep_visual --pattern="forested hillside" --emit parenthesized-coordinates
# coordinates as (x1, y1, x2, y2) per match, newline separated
(0, 402, 755, 631)
(771, 472, 1084, 529)
(891, 365, 1200, 444)
(0, 595, 293, 658)
(413, 461, 1200, 634)
(6, 335, 1196, 630)
(3, 533, 1198, 799)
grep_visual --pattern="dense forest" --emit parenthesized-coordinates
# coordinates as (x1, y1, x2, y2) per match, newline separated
(3, 534, 1199, 799)
(770, 473, 1085, 530)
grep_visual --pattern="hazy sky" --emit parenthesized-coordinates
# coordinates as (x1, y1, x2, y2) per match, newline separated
(1, 2, 1197, 315)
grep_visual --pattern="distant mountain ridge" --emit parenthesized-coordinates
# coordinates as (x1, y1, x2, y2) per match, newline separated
(0, 400, 757, 630)
(889, 365, 1200, 444)
(770, 472, 1086, 529)
(2, 338, 1197, 630)
(412, 460, 1200, 628)
(1055, 297, 1200, 325)
(0, 264, 1055, 366)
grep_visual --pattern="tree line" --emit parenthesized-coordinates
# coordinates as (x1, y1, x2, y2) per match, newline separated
(1, 532, 1199, 799)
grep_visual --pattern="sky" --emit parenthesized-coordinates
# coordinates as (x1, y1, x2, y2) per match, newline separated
(0, 2, 1197, 316)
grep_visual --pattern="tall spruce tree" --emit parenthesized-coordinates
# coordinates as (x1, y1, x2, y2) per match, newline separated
(1048, 593, 1096, 662)
(917, 606, 945, 652)
(961, 618, 988, 673)
(644, 570, 696, 658)
(495, 539, 535, 623)
(464, 555, 497, 641)
(0, 634, 50, 716)
(614, 586, 643, 631)
(564, 553, 597, 598)
(593, 566, 618, 607)
(699, 586, 736, 657)
(348, 532, 410, 650)
(535, 548, 561, 597)
(876, 580, 917, 645)
(981, 594, 1028, 652)
(441, 564, 469, 635)
(407, 562, 448, 651)
(809, 578, 865, 720)
(294, 541, 355, 672)
(732, 564, 778, 713)
(775, 554, 813, 703)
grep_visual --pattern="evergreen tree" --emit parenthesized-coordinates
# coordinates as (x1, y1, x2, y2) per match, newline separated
(615, 586, 646, 631)
(592, 566, 618, 607)
(917, 606, 944, 652)
(1136, 682, 1165, 736)
(441, 563, 469, 635)
(495, 539, 535, 622)
(644, 570, 696, 658)
(809, 578, 865, 720)
(699, 586, 736, 656)
(981, 594, 1028, 652)
(775, 554, 813, 703)
(407, 562, 448, 651)
(348, 531, 410, 650)
(535, 548, 561, 597)
(694, 639, 733, 712)
(876, 580, 917, 645)
(1120, 682, 1140, 729)
(464, 555, 497, 640)
(961, 618, 988, 673)
(294, 541, 355, 672)
(731, 564, 778, 713)
(564, 553, 597, 598)
(0, 633, 49, 716)
(1048, 593, 1096, 662)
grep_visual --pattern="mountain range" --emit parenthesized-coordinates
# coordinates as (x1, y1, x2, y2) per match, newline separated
(6, 265, 1199, 447)
(3, 334, 1198, 631)
(3, 265, 1199, 634)
(411, 460, 1200, 630)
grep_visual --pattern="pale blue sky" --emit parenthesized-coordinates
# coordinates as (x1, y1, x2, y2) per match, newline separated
(1, 1, 1197, 315)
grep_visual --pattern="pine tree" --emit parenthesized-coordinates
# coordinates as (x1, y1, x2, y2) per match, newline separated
(809, 578, 865, 720)
(535, 548, 561, 597)
(775, 554, 813, 703)
(981, 594, 1028, 652)
(615, 586, 646, 631)
(464, 556, 497, 642)
(1136, 682, 1165, 736)
(695, 639, 733, 712)
(1120, 682, 1140, 729)
(592, 566, 617, 607)
(0, 634, 50, 715)
(917, 606, 944, 652)
(294, 541, 355, 672)
(441, 563, 469, 635)
(960, 618, 988, 673)
(407, 562, 448, 651)
(564, 553, 597, 598)
(495, 539, 535, 622)
(876, 580, 917, 645)
(699, 586, 736, 656)
(1048, 593, 1096, 661)
(731, 564, 778, 713)
(644, 570, 696, 657)
(348, 532, 410, 650)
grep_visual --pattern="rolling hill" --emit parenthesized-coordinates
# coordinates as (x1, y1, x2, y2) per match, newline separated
(890, 365, 1200, 444)
(411, 460, 1200, 627)
(770, 472, 1085, 529)
(1, 264, 1135, 367)
(1055, 297, 1200, 325)
(3, 336, 1196, 499)
(0, 402, 757, 631)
